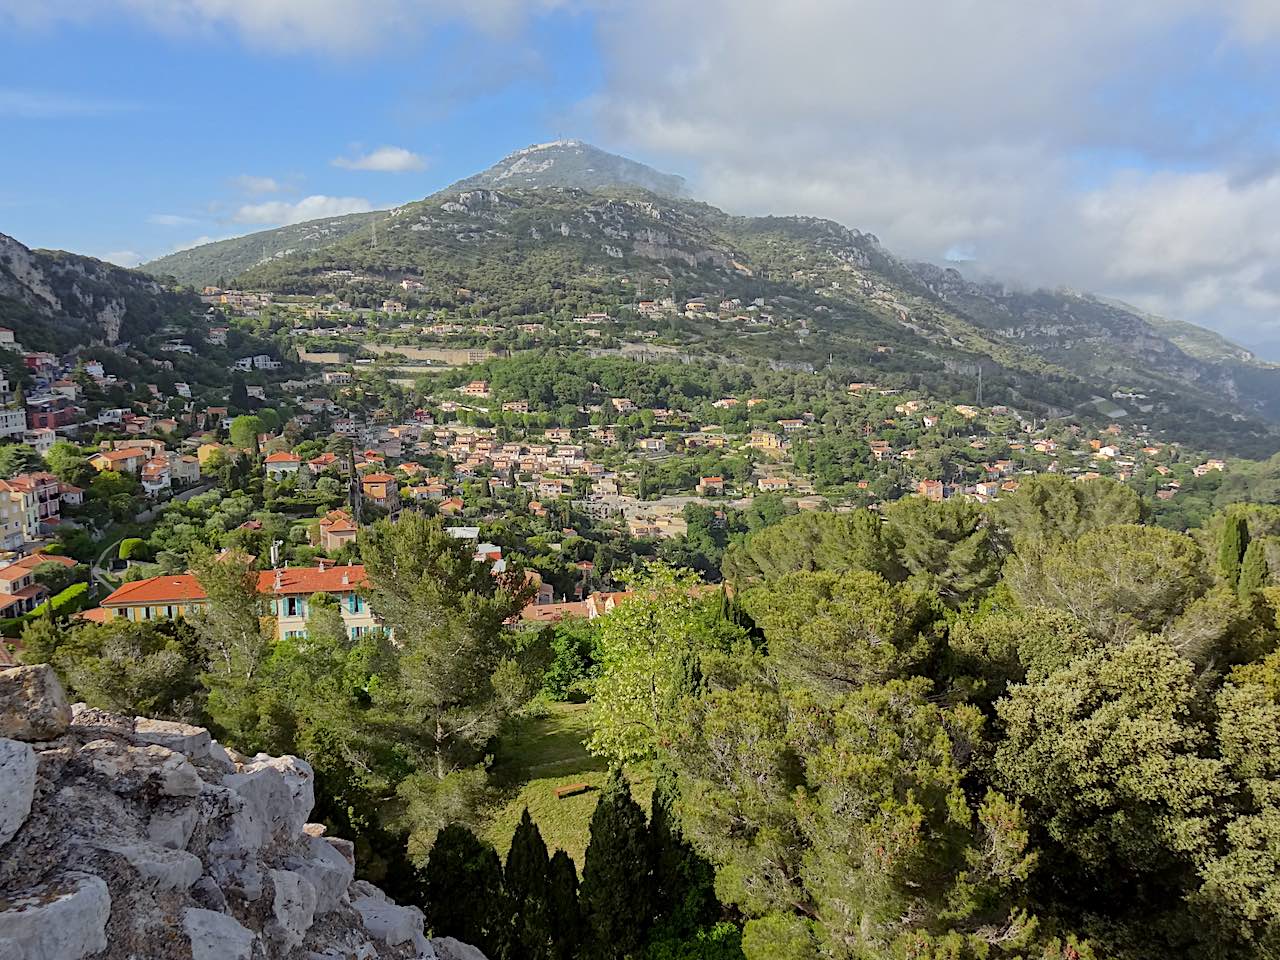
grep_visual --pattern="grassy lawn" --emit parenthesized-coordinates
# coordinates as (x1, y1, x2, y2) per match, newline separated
(485, 700, 654, 869)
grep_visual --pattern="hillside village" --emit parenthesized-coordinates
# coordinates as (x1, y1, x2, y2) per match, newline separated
(0, 269, 1238, 659)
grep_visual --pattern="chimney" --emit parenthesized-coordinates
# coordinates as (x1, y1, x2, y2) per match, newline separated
(273, 569, 283, 592)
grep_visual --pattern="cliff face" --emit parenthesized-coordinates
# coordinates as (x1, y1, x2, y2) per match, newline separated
(0, 665, 484, 960)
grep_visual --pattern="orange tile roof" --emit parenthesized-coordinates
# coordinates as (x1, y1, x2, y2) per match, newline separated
(362, 472, 395, 483)
(102, 575, 207, 607)
(256, 564, 368, 596)
(265, 451, 302, 463)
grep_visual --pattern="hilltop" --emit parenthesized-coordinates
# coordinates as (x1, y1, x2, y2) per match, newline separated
(443, 139, 687, 197)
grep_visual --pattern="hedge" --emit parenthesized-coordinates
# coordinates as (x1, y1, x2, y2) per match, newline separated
(118, 538, 148, 562)
(2, 582, 91, 637)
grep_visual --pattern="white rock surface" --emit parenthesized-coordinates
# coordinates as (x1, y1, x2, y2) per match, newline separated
(0, 872, 110, 959)
(0, 667, 488, 960)
(184, 906, 255, 960)
(0, 738, 35, 846)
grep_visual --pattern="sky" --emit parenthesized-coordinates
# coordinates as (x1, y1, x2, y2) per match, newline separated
(6, 2, 1280, 358)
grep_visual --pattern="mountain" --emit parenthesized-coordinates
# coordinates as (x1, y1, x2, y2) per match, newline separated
(0, 232, 199, 350)
(135, 141, 1280, 454)
(142, 211, 381, 289)
(443, 139, 687, 197)
(141, 142, 683, 288)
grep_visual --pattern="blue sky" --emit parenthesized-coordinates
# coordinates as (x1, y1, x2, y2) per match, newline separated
(0, 5, 609, 263)
(6, 1, 1280, 357)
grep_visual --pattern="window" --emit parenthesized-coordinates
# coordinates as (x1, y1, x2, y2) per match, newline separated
(349, 626, 366, 639)
(347, 594, 363, 614)
(285, 596, 303, 617)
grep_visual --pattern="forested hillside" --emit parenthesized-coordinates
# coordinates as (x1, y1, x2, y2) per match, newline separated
(24, 478, 1280, 959)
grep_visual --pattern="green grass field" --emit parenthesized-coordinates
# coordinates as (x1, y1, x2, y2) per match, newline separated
(485, 701, 653, 868)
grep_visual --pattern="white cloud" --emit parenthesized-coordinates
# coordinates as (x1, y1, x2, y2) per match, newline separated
(588, 0, 1280, 355)
(231, 174, 282, 195)
(147, 213, 199, 226)
(102, 250, 143, 267)
(232, 194, 374, 225)
(333, 145, 427, 172)
(0, 0, 573, 53)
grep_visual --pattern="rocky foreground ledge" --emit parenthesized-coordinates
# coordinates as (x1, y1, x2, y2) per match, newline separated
(0, 665, 485, 960)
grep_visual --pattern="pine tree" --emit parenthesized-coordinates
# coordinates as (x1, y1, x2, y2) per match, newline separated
(580, 768, 652, 960)
(1239, 539, 1271, 601)
(506, 809, 555, 960)
(649, 771, 717, 936)
(1219, 515, 1250, 587)
(547, 850, 582, 960)
(421, 824, 510, 960)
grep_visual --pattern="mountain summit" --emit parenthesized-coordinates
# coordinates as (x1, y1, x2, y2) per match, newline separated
(442, 140, 687, 197)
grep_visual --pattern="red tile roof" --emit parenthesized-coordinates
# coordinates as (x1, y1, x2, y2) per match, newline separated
(256, 564, 368, 596)
(265, 451, 302, 463)
(102, 575, 207, 607)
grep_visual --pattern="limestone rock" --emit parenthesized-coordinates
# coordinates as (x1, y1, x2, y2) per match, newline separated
(183, 907, 255, 960)
(0, 665, 71, 741)
(0, 871, 110, 959)
(351, 888, 429, 953)
(147, 802, 199, 850)
(98, 839, 204, 891)
(433, 937, 491, 960)
(291, 833, 355, 915)
(132, 717, 212, 760)
(0, 738, 35, 846)
(268, 868, 318, 950)
(69, 702, 134, 738)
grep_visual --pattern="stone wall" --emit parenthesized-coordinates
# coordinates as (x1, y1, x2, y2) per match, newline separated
(0, 665, 486, 960)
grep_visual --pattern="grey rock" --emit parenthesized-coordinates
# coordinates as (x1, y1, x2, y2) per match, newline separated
(191, 875, 228, 913)
(207, 739, 236, 772)
(352, 891, 428, 951)
(325, 834, 356, 867)
(147, 802, 199, 850)
(0, 871, 110, 960)
(0, 665, 71, 741)
(243, 753, 315, 834)
(268, 868, 317, 950)
(432, 937, 490, 960)
(69, 702, 134, 737)
(132, 716, 211, 759)
(99, 839, 204, 891)
(183, 907, 255, 960)
(289, 833, 354, 915)
(0, 738, 35, 846)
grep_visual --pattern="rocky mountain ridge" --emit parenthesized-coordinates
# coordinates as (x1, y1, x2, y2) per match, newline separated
(0, 232, 199, 351)
(0, 664, 484, 960)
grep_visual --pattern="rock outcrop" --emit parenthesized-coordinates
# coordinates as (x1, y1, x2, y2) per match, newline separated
(0, 665, 483, 960)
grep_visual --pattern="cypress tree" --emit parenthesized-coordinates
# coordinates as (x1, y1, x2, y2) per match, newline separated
(1239, 539, 1271, 601)
(580, 768, 652, 960)
(547, 849, 582, 960)
(505, 809, 555, 960)
(1219, 515, 1250, 587)
(649, 771, 718, 936)
(421, 824, 510, 960)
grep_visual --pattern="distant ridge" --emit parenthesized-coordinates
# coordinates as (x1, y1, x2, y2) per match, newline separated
(441, 139, 687, 198)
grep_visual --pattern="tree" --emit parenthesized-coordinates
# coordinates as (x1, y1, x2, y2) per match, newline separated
(1220, 514, 1251, 588)
(229, 414, 264, 454)
(995, 474, 1142, 549)
(421, 823, 510, 959)
(44, 441, 95, 487)
(1004, 524, 1209, 643)
(0, 443, 44, 479)
(189, 549, 276, 748)
(649, 771, 717, 938)
(587, 564, 706, 764)
(1239, 539, 1271, 601)
(547, 849, 582, 960)
(229, 375, 249, 412)
(359, 512, 535, 845)
(579, 768, 652, 960)
(742, 570, 937, 700)
(506, 809, 555, 960)
(883, 497, 999, 604)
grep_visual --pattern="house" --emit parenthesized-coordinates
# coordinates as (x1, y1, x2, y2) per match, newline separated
(459, 380, 491, 398)
(635, 437, 666, 453)
(89, 448, 150, 475)
(696, 476, 725, 496)
(316, 510, 358, 552)
(322, 371, 352, 386)
(757, 476, 791, 493)
(59, 483, 84, 507)
(141, 458, 172, 497)
(171, 455, 201, 485)
(0, 408, 25, 440)
(307, 452, 342, 474)
(611, 398, 637, 413)
(9, 472, 61, 524)
(748, 431, 785, 453)
(502, 401, 530, 413)
(23, 428, 56, 454)
(917, 479, 946, 502)
(777, 419, 806, 434)
(26, 396, 77, 430)
(0, 479, 37, 550)
(0, 553, 76, 617)
(360, 472, 400, 513)
(96, 564, 377, 641)
(264, 451, 302, 481)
